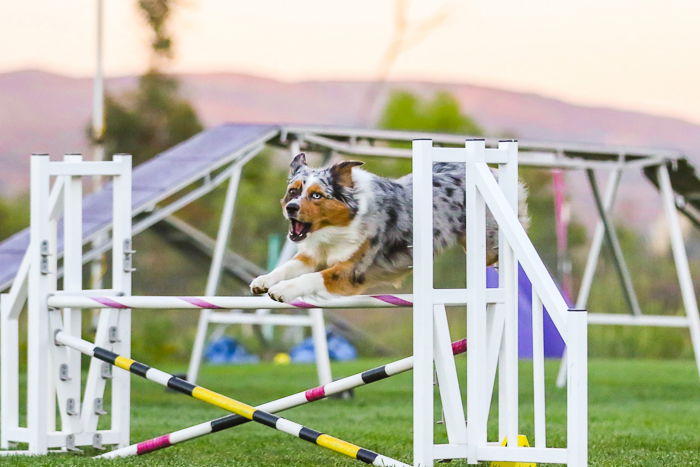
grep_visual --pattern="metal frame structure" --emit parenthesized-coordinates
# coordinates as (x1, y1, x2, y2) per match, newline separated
(1, 144, 587, 465)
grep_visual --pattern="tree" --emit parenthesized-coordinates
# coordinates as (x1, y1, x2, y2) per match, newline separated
(89, 0, 202, 165)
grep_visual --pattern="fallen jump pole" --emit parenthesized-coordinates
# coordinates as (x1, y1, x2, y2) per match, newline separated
(54, 331, 410, 467)
(97, 338, 468, 459)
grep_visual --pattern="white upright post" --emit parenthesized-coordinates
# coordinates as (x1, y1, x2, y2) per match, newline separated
(499, 140, 520, 448)
(658, 165, 700, 379)
(567, 309, 588, 466)
(187, 166, 242, 383)
(0, 294, 18, 448)
(412, 139, 434, 467)
(557, 169, 621, 388)
(532, 292, 546, 447)
(62, 154, 84, 436)
(27, 154, 52, 454)
(110, 154, 132, 447)
(310, 308, 332, 385)
(465, 139, 487, 463)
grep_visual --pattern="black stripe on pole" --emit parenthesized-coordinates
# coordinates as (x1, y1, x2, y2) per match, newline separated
(167, 377, 196, 396)
(252, 410, 280, 428)
(130, 362, 150, 378)
(360, 366, 388, 384)
(298, 427, 322, 443)
(356, 448, 380, 464)
(93, 347, 118, 364)
(210, 414, 247, 432)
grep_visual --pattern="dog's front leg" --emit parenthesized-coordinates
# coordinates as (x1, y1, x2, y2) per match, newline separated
(267, 262, 366, 303)
(250, 254, 315, 294)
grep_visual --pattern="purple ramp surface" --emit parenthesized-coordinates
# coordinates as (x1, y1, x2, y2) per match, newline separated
(487, 265, 566, 358)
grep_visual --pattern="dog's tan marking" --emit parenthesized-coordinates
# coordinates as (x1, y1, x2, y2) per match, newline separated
(321, 241, 370, 295)
(457, 235, 499, 265)
(298, 183, 354, 231)
(281, 179, 303, 205)
(293, 253, 315, 267)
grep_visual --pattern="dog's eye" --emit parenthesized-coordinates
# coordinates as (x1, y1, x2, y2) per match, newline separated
(310, 192, 323, 200)
(288, 188, 300, 197)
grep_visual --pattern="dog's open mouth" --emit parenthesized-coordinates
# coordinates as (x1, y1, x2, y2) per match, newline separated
(289, 219, 312, 242)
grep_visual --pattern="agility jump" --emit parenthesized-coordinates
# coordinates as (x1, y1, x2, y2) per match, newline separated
(0, 141, 587, 466)
(98, 339, 467, 458)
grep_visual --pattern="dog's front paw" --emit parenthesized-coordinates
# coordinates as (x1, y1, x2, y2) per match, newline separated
(250, 274, 278, 295)
(267, 280, 306, 303)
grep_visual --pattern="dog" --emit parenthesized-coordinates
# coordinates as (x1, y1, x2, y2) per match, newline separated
(249, 153, 528, 303)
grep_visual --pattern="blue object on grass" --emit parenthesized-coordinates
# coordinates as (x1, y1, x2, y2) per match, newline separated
(290, 330, 357, 363)
(204, 336, 259, 364)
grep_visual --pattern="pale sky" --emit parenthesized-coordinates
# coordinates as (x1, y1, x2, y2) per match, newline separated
(2, 0, 700, 124)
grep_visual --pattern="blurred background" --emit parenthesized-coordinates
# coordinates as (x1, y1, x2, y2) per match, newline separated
(0, 0, 698, 364)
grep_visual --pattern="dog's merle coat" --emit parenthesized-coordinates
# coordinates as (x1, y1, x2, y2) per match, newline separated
(249, 154, 527, 303)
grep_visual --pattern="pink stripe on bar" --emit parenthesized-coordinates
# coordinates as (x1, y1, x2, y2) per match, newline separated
(179, 297, 225, 309)
(136, 435, 171, 454)
(451, 339, 467, 355)
(92, 297, 129, 309)
(290, 300, 315, 308)
(370, 295, 413, 307)
(305, 386, 326, 401)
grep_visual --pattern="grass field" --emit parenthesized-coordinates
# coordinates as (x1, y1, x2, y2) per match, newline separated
(3, 358, 699, 466)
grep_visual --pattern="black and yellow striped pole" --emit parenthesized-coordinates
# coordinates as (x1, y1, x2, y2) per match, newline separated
(54, 331, 409, 467)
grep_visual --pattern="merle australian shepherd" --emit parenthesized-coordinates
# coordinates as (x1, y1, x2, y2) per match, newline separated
(250, 153, 528, 303)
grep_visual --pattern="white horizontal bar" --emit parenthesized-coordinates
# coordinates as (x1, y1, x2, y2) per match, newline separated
(434, 288, 504, 305)
(207, 313, 314, 326)
(48, 161, 126, 176)
(477, 446, 568, 463)
(587, 313, 689, 327)
(432, 147, 509, 164)
(2, 426, 28, 442)
(47, 294, 415, 310)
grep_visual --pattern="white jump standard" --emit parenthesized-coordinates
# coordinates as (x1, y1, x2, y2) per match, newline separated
(98, 339, 468, 458)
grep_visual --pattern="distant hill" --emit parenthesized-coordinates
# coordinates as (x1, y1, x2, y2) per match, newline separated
(1, 69, 699, 228)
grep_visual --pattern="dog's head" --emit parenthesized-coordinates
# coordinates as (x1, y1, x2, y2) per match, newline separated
(281, 153, 364, 242)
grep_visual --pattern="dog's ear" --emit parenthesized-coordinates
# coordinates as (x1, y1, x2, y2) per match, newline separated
(290, 153, 307, 175)
(330, 160, 364, 187)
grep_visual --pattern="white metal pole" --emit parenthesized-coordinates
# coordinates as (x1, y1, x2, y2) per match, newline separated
(466, 139, 487, 462)
(187, 165, 242, 383)
(566, 309, 588, 467)
(532, 291, 546, 448)
(310, 308, 332, 385)
(499, 141, 519, 448)
(0, 294, 19, 448)
(27, 154, 51, 454)
(412, 139, 434, 467)
(111, 154, 132, 447)
(658, 165, 700, 379)
(62, 154, 84, 436)
(556, 168, 621, 388)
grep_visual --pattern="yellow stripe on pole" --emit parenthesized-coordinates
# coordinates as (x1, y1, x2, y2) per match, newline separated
(114, 356, 136, 371)
(316, 434, 361, 459)
(191, 387, 256, 420)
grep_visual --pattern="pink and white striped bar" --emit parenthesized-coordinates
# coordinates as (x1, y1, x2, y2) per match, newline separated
(48, 294, 417, 310)
(48, 289, 505, 310)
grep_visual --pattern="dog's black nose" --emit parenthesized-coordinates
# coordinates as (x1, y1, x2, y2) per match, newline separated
(286, 203, 299, 216)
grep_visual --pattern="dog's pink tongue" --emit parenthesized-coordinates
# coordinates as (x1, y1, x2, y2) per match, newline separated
(293, 222, 304, 235)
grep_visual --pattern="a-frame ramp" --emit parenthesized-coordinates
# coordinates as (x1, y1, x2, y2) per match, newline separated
(0, 123, 279, 291)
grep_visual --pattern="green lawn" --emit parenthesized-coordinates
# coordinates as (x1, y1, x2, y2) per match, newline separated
(3, 358, 699, 466)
